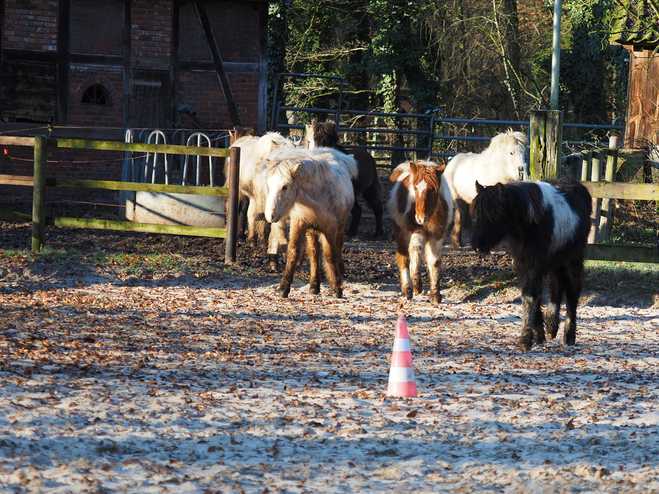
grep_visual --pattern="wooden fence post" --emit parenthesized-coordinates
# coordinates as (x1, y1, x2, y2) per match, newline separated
(597, 148, 618, 242)
(529, 109, 563, 180)
(580, 150, 592, 182)
(32, 135, 48, 252)
(225, 145, 240, 264)
(588, 150, 603, 244)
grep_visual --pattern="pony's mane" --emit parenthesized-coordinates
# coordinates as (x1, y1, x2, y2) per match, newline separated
(391, 160, 444, 189)
(266, 147, 334, 183)
(253, 132, 295, 158)
(411, 161, 445, 190)
(487, 129, 528, 152)
(473, 182, 544, 226)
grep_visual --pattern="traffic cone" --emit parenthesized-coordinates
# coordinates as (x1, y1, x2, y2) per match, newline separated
(387, 314, 418, 397)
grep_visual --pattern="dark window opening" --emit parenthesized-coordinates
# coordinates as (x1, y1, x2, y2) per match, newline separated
(82, 85, 110, 106)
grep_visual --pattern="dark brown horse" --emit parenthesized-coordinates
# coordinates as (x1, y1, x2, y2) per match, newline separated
(306, 122, 384, 238)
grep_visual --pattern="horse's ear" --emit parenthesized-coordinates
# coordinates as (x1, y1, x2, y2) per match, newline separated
(305, 124, 313, 135)
(390, 167, 403, 183)
(475, 181, 485, 194)
(435, 164, 447, 174)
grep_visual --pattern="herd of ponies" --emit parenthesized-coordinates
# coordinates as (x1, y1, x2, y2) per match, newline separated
(223, 123, 592, 351)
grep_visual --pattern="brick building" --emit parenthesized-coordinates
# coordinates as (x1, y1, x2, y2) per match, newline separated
(0, 0, 272, 201)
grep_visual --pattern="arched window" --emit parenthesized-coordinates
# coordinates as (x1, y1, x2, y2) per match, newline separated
(81, 84, 111, 106)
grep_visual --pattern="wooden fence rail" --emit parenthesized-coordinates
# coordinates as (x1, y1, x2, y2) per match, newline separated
(0, 135, 241, 263)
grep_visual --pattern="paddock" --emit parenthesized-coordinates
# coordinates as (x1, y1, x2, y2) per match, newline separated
(0, 220, 658, 493)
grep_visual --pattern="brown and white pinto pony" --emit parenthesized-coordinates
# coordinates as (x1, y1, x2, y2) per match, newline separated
(387, 160, 453, 303)
(306, 122, 384, 238)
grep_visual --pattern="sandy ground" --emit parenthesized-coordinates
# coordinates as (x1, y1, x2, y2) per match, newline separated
(1, 259, 659, 494)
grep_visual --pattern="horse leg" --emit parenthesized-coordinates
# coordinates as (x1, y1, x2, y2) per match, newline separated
(267, 220, 288, 272)
(361, 186, 384, 238)
(321, 229, 344, 298)
(450, 199, 469, 249)
(306, 231, 322, 295)
(347, 200, 362, 237)
(410, 232, 424, 295)
(237, 196, 249, 240)
(393, 226, 413, 300)
(563, 260, 584, 346)
(246, 198, 258, 248)
(278, 221, 306, 298)
(425, 237, 443, 304)
(518, 264, 545, 351)
(545, 268, 565, 341)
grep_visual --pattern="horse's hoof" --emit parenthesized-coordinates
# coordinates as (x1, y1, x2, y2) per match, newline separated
(402, 289, 413, 300)
(309, 286, 320, 295)
(517, 339, 533, 352)
(278, 286, 290, 298)
(564, 336, 576, 346)
(332, 288, 343, 299)
(430, 292, 442, 304)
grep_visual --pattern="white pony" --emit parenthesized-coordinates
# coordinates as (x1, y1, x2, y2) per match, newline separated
(443, 129, 528, 248)
(264, 146, 358, 299)
(224, 132, 297, 269)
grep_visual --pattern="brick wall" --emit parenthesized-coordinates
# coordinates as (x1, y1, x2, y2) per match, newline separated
(70, 0, 123, 56)
(132, 0, 172, 61)
(1, 0, 266, 204)
(4, 0, 58, 51)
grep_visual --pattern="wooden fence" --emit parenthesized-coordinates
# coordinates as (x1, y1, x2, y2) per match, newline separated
(1, 132, 657, 265)
(568, 148, 658, 264)
(0, 135, 241, 263)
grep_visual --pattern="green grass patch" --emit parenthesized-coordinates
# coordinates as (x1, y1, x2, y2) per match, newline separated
(585, 260, 659, 303)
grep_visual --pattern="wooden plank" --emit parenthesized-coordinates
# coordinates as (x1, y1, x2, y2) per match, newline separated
(193, 2, 243, 127)
(46, 217, 227, 238)
(0, 211, 32, 221)
(57, 0, 70, 125)
(583, 181, 659, 200)
(46, 138, 231, 157)
(0, 174, 34, 186)
(0, 136, 36, 147)
(586, 244, 659, 264)
(47, 178, 228, 196)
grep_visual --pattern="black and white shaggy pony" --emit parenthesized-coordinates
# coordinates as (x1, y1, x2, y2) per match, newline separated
(470, 178, 592, 351)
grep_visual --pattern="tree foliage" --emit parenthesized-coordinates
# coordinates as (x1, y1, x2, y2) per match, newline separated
(268, 0, 628, 124)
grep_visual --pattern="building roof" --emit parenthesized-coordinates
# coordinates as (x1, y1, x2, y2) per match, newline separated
(610, 0, 659, 48)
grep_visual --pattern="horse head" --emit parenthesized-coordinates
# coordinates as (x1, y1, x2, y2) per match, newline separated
(410, 162, 446, 226)
(264, 149, 304, 224)
(488, 129, 528, 181)
(470, 181, 508, 254)
(307, 121, 340, 150)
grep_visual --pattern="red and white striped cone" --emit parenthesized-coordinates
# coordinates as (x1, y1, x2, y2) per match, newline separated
(387, 314, 418, 398)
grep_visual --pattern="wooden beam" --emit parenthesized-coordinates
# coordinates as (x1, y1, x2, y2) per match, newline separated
(586, 244, 659, 264)
(122, 0, 132, 127)
(56, 0, 70, 125)
(583, 181, 659, 200)
(46, 137, 231, 157)
(171, 0, 181, 128)
(46, 178, 229, 196)
(47, 217, 227, 238)
(193, 2, 243, 127)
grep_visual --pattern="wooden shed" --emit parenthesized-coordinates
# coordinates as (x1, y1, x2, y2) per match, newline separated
(0, 0, 272, 136)
(610, 0, 659, 147)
